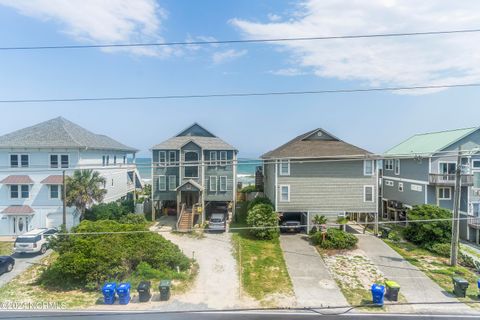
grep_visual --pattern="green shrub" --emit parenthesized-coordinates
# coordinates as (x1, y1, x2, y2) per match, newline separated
(313, 215, 328, 225)
(240, 185, 257, 194)
(427, 243, 451, 258)
(247, 197, 273, 211)
(246, 204, 279, 240)
(84, 199, 135, 222)
(403, 205, 452, 248)
(119, 213, 148, 225)
(459, 252, 475, 268)
(39, 220, 190, 290)
(311, 228, 358, 250)
(388, 230, 401, 243)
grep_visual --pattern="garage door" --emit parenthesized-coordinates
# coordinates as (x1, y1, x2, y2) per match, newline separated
(47, 213, 63, 228)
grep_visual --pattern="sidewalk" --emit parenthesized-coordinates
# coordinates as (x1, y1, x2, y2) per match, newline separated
(279, 234, 349, 308)
(350, 227, 472, 314)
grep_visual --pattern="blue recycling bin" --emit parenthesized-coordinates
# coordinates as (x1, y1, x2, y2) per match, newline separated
(102, 282, 117, 305)
(478, 279, 480, 297)
(371, 284, 385, 306)
(116, 283, 131, 305)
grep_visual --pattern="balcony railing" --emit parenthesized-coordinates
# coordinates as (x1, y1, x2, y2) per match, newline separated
(428, 174, 474, 186)
(467, 216, 480, 229)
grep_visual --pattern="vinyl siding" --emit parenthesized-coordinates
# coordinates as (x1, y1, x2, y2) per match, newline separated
(383, 158, 429, 181)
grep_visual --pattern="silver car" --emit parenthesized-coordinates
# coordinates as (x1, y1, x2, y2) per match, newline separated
(208, 213, 226, 232)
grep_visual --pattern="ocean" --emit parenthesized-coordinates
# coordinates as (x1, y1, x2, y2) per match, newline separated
(135, 157, 259, 186)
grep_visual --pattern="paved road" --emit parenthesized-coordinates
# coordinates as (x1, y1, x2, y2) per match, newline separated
(0, 250, 51, 288)
(353, 233, 471, 314)
(279, 234, 348, 307)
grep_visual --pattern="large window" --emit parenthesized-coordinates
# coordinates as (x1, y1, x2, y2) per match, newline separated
(439, 162, 456, 175)
(168, 175, 176, 191)
(279, 160, 290, 176)
(209, 151, 217, 166)
(364, 160, 374, 176)
(394, 159, 400, 175)
(364, 186, 374, 202)
(10, 185, 19, 198)
(159, 151, 166, 164)
(210, 176, 217, 191)
(385, 159, 394, 170)
(158, 176, 167, 191)
(61, 155, 69, 168)
(219, 151, 227, 166)
(438, 187, 451, 200)
(50, 185, 60, 199)
(280, 185, 290, 202)
(219, 176, 227, 191)
(51, 154, 69, 168)
(473, 160, 480, 169)
(12, 185, 30, 198)
(168, 151, 176, 165)
(10, 154, 28, 168)
(184, 151, 199, 178)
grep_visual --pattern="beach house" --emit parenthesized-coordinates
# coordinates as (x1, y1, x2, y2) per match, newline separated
(262, 128, 379, 231)
(0, 117, 140, 235)
(382, 127, 480, 244)
(151, 123, 237, 230)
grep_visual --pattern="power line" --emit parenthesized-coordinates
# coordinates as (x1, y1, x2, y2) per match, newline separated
(1, 83, 479, 104)
(2, 28, 480, 51)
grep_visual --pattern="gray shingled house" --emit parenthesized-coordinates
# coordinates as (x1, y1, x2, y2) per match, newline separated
(151, 123, 237, 230)
(262, 128, 378, 231)
(382, 127, 480, 244)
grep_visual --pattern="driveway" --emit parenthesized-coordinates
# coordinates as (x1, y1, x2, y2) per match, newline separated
(279, 234, 348, 308)
(0, 250, 52, 288)
(353, 232, 472, 314)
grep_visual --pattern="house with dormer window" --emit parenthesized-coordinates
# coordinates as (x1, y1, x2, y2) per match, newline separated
(151, 123, 237, 231)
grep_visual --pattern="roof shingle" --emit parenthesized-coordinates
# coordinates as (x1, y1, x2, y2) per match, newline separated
(0, 175, 34, 184)
(1, 205, 35, 215)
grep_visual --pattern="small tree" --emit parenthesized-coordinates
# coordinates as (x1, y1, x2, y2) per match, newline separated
(403, 205, 452, 247)
(246, 204, 279, 240)
(65, 170, 107, 220)
(313, 215, 328, 226)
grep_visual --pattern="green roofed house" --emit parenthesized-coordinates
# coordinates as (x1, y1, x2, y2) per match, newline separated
(382, 127, 480, 244)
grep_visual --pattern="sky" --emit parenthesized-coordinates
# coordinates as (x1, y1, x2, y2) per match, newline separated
(0, 0, 480, 158)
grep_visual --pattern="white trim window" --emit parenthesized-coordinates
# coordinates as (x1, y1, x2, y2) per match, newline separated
(61, 155, 69, 168)
(385, 159, 394, 171)
(11, 185, 29, 199)
(209, 151, 217, 166)
(219, 176, 227, 191)
(158, 176, 167, 191)
(472, 202, 480, 217)
(168, 175, 177, 191)
(210, 176, 217, 191)
(10, 154, 29, 168)
(168, 151, 176, 165)
(364, 160, 374, 176)
(398, 182, 404, 192)
(159, 151, 166, 164)
(384, 180, 394, 187)
(279, 159, 290, 176)
(394, 159, 400, 175)
(473, 160, 480, 169)
(49, 185, 60, 199)
(219, 151, 227, 166)
(364, 185, 374, 202)
(438, 187, 451, 200)
(279, 185, 290, 202)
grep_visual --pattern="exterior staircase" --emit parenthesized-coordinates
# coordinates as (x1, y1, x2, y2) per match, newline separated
(177, 205, 193, 232)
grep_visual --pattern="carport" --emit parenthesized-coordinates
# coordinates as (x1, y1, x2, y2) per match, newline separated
(278, 212, 308, 233)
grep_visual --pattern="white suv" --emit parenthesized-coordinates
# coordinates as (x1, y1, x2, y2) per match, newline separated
(14, 228, 57, 255)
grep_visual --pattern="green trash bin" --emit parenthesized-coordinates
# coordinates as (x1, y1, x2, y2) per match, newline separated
(159, 280, 172, 301)
(452, 277, 469, 298)
(385, 280, 400, 301)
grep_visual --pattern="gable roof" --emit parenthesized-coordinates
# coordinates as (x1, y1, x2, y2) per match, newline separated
(384, 127, 479, 156)
(262, 128, 372, 159)
(0, 117, 137, 152)
(152, 123, 236, 151)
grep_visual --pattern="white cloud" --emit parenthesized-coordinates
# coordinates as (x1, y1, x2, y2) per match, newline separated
(231, 0, 480, 94)
(212, 49, 247, 64)
(269, 68, 306, 76)
(0, 0, 169, 57)
(267, 13, 282, 22)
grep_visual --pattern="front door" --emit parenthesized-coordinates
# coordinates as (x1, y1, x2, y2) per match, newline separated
(11, 216, 30, 235)
(182, 191, 199, 208)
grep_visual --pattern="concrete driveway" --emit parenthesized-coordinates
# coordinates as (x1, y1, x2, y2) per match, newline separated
(0, 250, 52, 288)
(279, 234, 348, 308)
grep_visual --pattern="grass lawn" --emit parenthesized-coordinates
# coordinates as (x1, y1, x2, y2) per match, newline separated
(0, 242, 13, 255)
(0, 253, 99, 308)
(385, 239, 480, 307)
(231, 202, 293, 304)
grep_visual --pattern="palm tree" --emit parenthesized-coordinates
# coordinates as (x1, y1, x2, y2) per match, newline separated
(65, 169, 107, 220)
(313, 214, 328, 226)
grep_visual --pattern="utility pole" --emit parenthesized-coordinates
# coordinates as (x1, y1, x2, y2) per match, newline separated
(450, 148, 462, 266)
(62, 170, 67, 229)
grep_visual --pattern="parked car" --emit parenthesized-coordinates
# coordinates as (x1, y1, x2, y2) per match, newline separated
(208, 213, 227, 232)
(0, 256, 15, 275)
(280, 221, 303, 233)
(14, 228, 57, 255)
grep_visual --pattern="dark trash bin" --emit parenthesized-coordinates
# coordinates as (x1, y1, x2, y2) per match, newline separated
(452, 277, 469, 298)
(137, 281, 152, 302)
(102, 282, 117, 305)
(116, 283, 131, 305)
(371, 283, 385, 306)
(478, 279, 480, 297)
(385, 280, 400, 301)
(159, 280, 172, 301)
